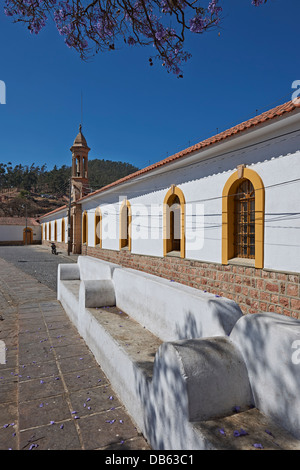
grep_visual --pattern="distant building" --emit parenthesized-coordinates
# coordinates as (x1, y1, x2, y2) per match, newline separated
(40, 101, 300, 319)
(0, 217, 41, 245)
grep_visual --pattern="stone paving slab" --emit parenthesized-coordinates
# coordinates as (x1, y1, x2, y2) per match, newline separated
(0, 257, 150, 450)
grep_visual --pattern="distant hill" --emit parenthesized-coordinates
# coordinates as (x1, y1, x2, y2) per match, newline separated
(0, 158, 139, 218)
(88, 159, 139, 191)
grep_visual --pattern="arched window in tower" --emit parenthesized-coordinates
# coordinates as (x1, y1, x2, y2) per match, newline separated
(82, 211, 88, 245)
(61, 218, 65, 243)
(234, 180, 255, 259)
(119, 200, 131, 250)
(163, 186, 185, 258)
(76, 156, 81, 177)
(95, 208, 102, 247)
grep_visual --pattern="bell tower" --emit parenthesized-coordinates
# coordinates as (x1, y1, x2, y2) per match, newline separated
(69, 124, 90, 255)
(70, 124, 90, 201)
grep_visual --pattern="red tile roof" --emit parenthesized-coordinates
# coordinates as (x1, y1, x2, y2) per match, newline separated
(41, 99, 298, 219)
(79, 100, 297, 201)
(0, 217, 40, 226)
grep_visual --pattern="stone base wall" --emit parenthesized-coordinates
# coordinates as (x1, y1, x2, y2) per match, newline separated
(86, 246, 300, 319)
(0, 240, 41, 246)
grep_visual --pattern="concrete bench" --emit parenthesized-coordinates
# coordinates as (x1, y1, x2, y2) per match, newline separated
(57, 256, 300, 449)
(229, 312, 300, 441)
(113, 267, 243, 341)
(149, 313, 300, 449)
(57, 256, 119, 328)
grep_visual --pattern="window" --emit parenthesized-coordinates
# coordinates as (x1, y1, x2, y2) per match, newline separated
(163, 185, 185, 258)
(222, 168, 264, 269)
(95, 208, 102, 247)
(234, 180, 255, 259)
(82, 211, 88, 245)
(61, 218, 65, 243)
(119, 200, 131, 250)
(54, 220, 57, 242)
(49, 222, 51, 241)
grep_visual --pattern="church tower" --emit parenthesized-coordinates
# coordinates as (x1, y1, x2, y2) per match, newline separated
(70, 124, 90, 201)
(70, 125, 90, 254)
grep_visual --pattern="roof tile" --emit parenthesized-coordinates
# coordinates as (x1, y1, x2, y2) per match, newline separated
(41, 99, 298, 218)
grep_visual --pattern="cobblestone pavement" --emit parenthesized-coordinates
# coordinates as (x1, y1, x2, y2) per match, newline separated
(0, 247, 150, 450)
(0, 245, 79, 292)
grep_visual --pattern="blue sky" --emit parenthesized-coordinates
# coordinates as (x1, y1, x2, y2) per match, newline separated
(0, 0, 299, 173)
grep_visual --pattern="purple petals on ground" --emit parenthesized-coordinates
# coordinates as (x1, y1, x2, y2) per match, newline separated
(253, 443, 263, 449)
(233, 428, 248, 437)
(106, 419, 116, 424)
(29, 443, 38, 450)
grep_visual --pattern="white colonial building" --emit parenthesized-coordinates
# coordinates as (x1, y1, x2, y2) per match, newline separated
(41, 100, 300, 319)
(0, 217, 41, 245)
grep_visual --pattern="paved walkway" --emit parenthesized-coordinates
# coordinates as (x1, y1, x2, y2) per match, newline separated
(0, 256, 150, 450)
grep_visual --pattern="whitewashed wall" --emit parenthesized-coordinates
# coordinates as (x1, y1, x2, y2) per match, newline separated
(40, 113, 300, 274)
(81, 119, 300, 274)
(0, 224, 41, 242)
(42, 212, 68, 244)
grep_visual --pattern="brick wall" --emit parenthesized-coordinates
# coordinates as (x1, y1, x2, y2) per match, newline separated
(86, 246, 300, 319)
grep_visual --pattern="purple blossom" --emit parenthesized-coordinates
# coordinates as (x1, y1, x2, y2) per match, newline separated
(208, 0, 222, 15)
(29, 443, 38, 450)
(3, 0, 265, 77)
(155, 28, 167, 42)
(233, 428, 248, 437)
(253, 443, 264, 449)
(189, 15, 206, 33)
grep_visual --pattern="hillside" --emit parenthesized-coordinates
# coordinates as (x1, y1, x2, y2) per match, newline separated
(0, 158, 139, 218)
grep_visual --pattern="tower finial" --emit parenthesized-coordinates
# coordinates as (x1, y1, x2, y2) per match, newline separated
(79, 124, 82, 133)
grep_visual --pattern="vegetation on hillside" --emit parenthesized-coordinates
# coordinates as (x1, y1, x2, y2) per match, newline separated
(0, 159, 139, 217)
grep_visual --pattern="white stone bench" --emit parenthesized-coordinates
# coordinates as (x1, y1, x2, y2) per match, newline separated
(150, 314, 300, 449)
(113, 267, 243, 341)
(57, 256, 119, 328)
(229, 312, 300, 441)
(57, 256, 300, 449)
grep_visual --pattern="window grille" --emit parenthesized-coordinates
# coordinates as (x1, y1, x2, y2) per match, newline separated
(234, 179, 255, 259)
